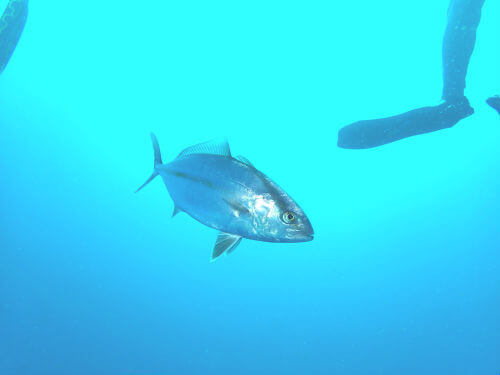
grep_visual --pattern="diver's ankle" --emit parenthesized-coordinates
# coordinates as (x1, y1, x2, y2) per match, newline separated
(442, 95, 469, 105)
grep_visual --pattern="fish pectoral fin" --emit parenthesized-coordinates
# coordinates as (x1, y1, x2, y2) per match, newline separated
(177, 138, 231, 158)
(211, 232, 242, 261)
(235, 155, 254, 167)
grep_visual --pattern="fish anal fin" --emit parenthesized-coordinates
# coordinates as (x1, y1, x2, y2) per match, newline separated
(172, 205, 183, 217)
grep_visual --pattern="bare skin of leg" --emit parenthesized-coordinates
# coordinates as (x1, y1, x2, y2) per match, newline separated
(337, 0, 489, 149)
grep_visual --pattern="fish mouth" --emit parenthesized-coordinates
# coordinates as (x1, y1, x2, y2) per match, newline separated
(292, 233, 314, 242)
(286, 227, 314, 242)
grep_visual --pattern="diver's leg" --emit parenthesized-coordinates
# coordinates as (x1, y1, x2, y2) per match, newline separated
(442, 0, 485, 101)
(337, 0, 485, 149)
(0, 0, 29, 74)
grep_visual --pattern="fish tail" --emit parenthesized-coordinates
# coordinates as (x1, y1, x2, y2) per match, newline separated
(151, 132, 163, 167)
(135, 133, 163, 193)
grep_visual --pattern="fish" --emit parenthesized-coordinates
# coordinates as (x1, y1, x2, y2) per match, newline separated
(137, 133, 314, 261)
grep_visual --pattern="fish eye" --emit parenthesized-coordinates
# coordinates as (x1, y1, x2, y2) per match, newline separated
(282, 211, 296, 224)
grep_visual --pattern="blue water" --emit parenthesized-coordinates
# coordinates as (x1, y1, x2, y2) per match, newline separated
(1, 1, 499, 374)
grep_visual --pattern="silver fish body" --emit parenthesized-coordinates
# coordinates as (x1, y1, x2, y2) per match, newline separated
(137, 134, 313, 260)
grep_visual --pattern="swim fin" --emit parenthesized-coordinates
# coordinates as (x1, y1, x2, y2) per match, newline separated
(337, 97, 474, 149)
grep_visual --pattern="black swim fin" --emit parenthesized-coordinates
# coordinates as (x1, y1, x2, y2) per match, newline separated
(337, 97, 474, 149)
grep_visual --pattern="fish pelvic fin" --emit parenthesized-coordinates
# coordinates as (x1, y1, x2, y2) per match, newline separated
(211, 232, 242, 261)
(135, 133, 163, 193)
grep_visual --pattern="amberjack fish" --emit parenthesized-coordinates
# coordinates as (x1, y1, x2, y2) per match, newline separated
(137, 134, 314, 261)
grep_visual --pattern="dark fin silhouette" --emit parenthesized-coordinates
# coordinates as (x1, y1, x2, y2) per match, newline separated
(486, 96, 500, 115)
(136, 133, 163, 192)
(337, 97, 474, 149)
(211, 232, 242, 261)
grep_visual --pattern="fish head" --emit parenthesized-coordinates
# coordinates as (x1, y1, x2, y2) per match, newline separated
(248, 187, 314, 243)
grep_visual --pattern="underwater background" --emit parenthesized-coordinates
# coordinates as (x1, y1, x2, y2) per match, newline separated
(1, 0, 499, 374)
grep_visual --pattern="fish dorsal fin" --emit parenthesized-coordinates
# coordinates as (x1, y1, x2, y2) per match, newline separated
(235, 155, 254, 167)
(172, 205, 182, 217)
(211, 232, 242, 261)
(177, 138, 231, 158)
